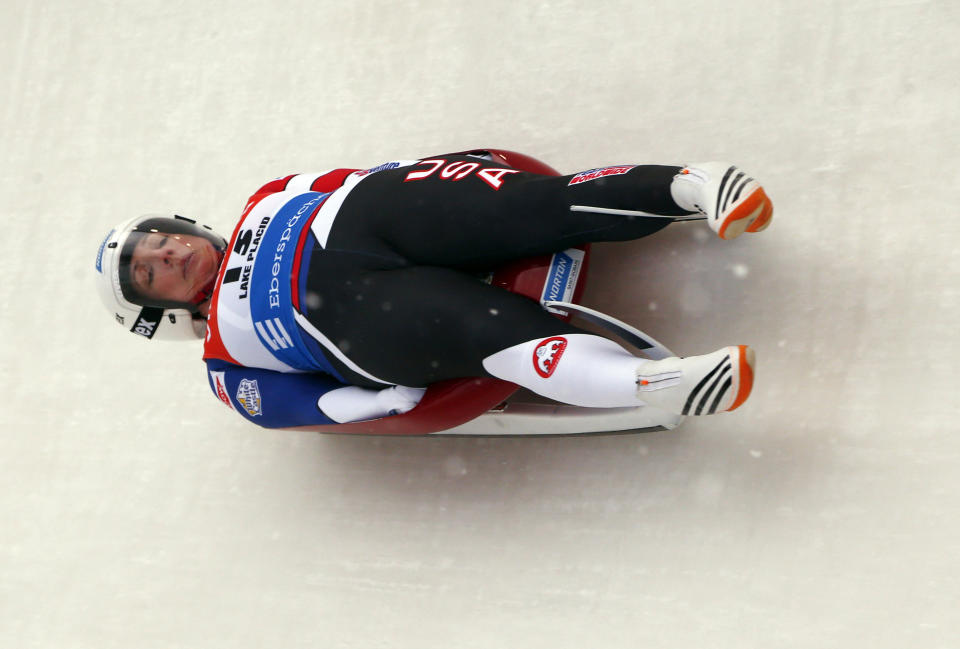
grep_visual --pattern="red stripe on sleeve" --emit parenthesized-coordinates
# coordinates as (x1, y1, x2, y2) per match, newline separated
(310, 169, 358, 192)
(252, 174, 297, 197)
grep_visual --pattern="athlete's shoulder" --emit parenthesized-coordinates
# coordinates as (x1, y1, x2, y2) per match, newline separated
(250, 170, 359, 198)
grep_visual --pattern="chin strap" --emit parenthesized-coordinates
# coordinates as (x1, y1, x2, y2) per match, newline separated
(190, 251, 224, 307)
(190, 279, 217, 307)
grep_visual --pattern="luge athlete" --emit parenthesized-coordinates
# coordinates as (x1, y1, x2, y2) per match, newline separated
(94, 151, 773, 427)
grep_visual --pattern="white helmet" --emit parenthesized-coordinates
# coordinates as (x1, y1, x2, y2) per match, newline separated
(94, 213, 227, 341)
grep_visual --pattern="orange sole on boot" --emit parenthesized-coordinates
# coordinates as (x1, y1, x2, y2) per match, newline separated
(746, 197, 774, 233)
(718, 188, 772, 240)
(728, 345, 756, 411)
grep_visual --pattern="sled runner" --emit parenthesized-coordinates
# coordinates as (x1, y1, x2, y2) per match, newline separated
(298, 149, 685, 436)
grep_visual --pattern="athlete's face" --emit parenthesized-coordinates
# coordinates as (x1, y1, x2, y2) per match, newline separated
(128, 231, 221, 304)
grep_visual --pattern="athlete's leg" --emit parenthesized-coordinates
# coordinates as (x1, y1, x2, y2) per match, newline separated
(304, 253, 579, 387)
(330, 156, 690, 269)
(304, 258, 661, 406)
(302, 259, 755, 414)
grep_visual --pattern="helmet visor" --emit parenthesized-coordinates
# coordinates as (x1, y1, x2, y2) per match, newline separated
(118, 216, 225, 310)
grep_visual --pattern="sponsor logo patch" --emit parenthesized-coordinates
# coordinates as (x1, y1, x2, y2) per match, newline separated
(95, 229, 114, 272)
(533, 336, 568, 378)
(210, 371, 234, 410)
(541, 248, 585, 314)
(568, 165, 636, 186)
(355, 161, 401, 177)
(236, 379, 262, 417)
(131, 308, 162, 339)
(265, 193, 323, 311)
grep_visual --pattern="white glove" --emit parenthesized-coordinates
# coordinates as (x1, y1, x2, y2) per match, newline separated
(375, 385, 427, 416)
(318, 385, 426, 423)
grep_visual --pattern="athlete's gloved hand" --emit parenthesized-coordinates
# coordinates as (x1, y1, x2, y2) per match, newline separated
(318, 385, 426, 423)
(375, 385, 427, 416)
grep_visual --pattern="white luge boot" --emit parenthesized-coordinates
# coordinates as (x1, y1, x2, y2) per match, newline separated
(636, 346, 756, 415)
(670, 162, 773, 240)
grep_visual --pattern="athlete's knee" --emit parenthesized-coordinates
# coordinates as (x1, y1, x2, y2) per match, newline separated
(482, 333, 644, 408)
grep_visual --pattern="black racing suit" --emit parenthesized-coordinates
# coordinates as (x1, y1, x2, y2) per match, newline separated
(303, 154, 687, 387)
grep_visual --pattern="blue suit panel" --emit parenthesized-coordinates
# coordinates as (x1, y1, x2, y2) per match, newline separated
(205, 359, 344, 428)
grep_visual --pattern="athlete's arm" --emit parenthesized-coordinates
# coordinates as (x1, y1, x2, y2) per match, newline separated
(206, 359, 344, 427)
(205, 360, 424, 428)
(250, 170, 359, 198)
(249, 161, 424, 201)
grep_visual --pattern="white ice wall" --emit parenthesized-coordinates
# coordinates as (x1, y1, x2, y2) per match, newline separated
(1, 1, 958, 647)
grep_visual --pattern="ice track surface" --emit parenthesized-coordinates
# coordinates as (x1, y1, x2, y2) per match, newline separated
(2, 1, 958, 648)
